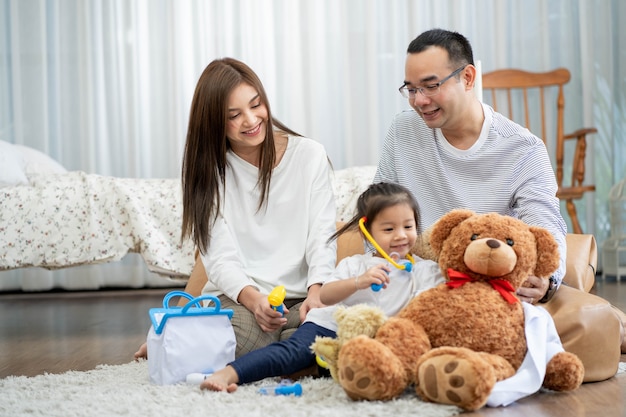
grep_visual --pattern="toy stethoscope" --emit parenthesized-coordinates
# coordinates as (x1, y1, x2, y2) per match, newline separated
(314, 218, 417, 371)
(358, 216, 414, 291)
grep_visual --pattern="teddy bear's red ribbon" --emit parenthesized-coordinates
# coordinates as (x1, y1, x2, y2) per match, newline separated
(446, 268, 519, 304)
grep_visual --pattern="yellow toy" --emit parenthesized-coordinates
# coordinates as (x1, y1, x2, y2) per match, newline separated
(268, 285, 286, 315)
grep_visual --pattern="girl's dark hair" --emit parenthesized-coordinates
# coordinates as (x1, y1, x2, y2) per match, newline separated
(407, 28, 474, 68)
(181, 57, 301, 254)
(329, 182, 422, 243)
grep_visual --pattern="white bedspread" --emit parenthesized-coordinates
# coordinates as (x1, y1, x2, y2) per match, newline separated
(0, 166, 378, 291)
(0, 172, 195, 277)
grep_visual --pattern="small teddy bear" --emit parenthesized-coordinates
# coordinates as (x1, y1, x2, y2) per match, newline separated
(310, 304, 387, 381)
(334, 209, 585, 411)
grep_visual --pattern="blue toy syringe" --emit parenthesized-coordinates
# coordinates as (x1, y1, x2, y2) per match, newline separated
(358, 216, 414, 291)
(258, 380, 303, 396)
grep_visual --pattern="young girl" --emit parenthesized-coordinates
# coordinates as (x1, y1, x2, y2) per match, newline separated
(201, 182, 444, 392)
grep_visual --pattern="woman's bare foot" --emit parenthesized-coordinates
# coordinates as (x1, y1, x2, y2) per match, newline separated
(200, 366, 239, 393)
(134, 342, 148, 361)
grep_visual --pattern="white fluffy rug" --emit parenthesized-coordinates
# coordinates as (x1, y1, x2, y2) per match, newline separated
(0, 361, 461, 417)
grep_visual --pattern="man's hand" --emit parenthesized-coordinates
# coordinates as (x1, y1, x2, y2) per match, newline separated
(516, 275, 550, 304)
(299, 283, 325, 322)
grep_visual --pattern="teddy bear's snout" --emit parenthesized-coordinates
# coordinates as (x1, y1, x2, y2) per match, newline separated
(463, 238, 517, 277)
(486, 239, 500, 249)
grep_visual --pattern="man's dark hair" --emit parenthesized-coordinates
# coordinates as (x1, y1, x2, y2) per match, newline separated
(407, 28, 474, 67)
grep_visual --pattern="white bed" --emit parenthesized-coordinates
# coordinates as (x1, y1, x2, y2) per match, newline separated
(0, 140, 377, 292)
(0, 141, 195, 291)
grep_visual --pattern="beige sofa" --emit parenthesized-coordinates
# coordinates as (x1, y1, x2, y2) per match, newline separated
(182, 166, 623, 382)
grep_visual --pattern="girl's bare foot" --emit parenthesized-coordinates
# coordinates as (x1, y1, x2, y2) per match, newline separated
(200, 366, 239, 393)
(134, 342, 148, 361)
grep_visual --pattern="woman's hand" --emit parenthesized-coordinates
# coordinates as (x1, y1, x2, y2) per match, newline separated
(299, 283, 325, 322)
(239, 286, 288, 332)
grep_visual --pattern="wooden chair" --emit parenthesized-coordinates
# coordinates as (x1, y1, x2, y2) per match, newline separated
(481, 68, 596, 234)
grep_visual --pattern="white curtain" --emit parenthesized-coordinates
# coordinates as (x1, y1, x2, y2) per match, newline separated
(1, 0, 624, 252)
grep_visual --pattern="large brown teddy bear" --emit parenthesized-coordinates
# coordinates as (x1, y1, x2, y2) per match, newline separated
(335, 209, 584, 411)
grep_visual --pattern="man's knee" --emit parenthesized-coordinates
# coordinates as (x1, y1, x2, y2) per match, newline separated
(541, 285, 621, 382)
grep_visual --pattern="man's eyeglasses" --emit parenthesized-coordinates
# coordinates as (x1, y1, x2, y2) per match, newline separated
(398, 65, 467, 99)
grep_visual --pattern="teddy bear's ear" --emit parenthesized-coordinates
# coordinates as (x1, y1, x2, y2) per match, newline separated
(411, 227, 438, 261)
(530, 225, 561, 277)
(429, 209, 476, 255)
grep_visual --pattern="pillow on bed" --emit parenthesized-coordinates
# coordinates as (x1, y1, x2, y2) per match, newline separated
(13, 144, 67, 175)
(0, 140, 29, 187)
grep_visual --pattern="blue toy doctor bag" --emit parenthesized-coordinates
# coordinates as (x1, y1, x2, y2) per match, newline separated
(146, 291, 236, 385)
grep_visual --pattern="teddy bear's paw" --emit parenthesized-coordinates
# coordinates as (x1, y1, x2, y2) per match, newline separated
(339, 361, 405, 401)
(543, 351, 584, 391)
(338, 336, 407, 401)
(340, 362, 379, 400)
(416, 351, 495, 411)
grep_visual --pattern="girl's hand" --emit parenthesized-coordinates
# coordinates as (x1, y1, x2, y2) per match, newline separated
(300, 283, 325, 322)
(356, 264, 391, 290)
(320, 264, 391, 305)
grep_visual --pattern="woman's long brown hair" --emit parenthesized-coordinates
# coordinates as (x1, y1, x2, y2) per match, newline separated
(181, 58, 300, 254)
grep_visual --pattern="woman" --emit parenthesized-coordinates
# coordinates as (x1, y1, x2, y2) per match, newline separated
(135, 58, 337, 359)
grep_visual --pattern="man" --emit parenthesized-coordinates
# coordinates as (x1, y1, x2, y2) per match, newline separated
(374, 28, 624, 382)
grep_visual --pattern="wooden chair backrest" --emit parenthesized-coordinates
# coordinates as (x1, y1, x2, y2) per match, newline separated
(482, 68, 570, 186)
(482, 68, 596, 234)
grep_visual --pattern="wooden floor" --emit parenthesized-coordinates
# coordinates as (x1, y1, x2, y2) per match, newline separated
(1, 278, 625, 417)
